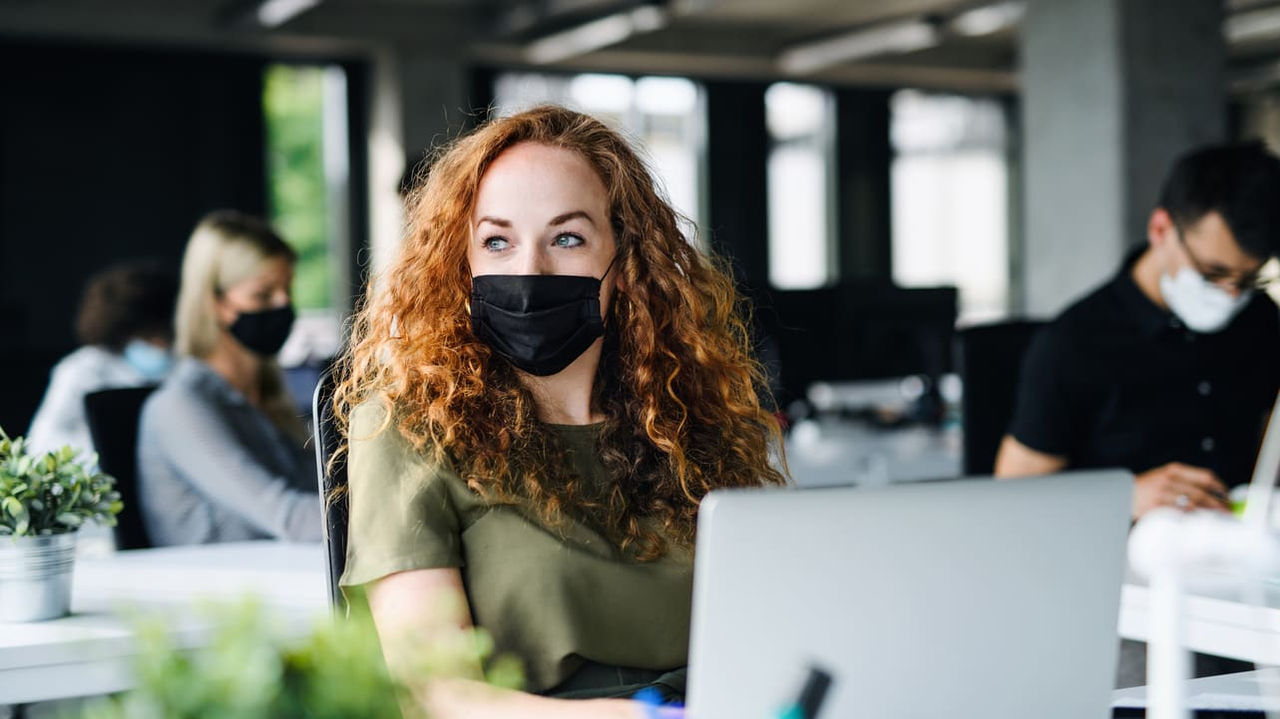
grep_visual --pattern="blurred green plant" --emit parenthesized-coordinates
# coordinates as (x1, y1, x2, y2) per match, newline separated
(0, 426, 121, 537)
(80, 599, 524, 719)
(264, 64, 331, 311)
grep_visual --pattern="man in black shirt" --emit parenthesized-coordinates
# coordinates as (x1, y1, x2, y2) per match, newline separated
(997, 142, 1280, 521)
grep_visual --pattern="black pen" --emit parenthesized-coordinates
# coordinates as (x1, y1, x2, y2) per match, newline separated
(776, 665, 833, 719)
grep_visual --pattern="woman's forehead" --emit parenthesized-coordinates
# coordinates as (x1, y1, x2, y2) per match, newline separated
(474, 143, 608, 217)
(222, 255, 292, 292)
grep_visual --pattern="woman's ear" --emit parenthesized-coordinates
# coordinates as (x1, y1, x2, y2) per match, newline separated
(211, 290, 236, 327)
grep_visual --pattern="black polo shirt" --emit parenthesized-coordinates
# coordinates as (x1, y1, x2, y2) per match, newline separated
(1008, 248, 1280, 488)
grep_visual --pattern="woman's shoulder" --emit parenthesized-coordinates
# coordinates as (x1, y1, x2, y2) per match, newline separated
(349, 397, 393, 438)
(140, 359, 232, 426)
(347, 398, 468, 489)
(55, 345, 115, 370)
(51, 345, 139, 387)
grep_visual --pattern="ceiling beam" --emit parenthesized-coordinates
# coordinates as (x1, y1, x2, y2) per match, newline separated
(472, 43, 1018, 93)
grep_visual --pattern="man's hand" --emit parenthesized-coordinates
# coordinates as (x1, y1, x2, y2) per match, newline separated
(1133, 462, 1230, 519)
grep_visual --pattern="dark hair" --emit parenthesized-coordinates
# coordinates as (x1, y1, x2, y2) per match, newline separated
(75, 261, 179, 351)
(1158, 141, 1280, 259)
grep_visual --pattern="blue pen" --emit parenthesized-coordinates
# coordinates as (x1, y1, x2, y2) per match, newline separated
(634, 687, 685, 719)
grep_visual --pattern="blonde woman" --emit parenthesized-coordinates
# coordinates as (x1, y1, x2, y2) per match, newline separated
(137, 210, 321, 546)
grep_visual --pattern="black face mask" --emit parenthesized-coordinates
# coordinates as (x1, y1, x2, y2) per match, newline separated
(471, 258, 616, 377)
(228, 305, 295, 357)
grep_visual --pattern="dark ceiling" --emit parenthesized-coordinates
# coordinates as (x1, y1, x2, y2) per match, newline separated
(1, 0, 1279, 93)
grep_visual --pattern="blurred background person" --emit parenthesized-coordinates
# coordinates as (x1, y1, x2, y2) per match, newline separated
(137, 210, 322, 546)
(996, 142, 1280, 521)
(27, 261, 178, 456)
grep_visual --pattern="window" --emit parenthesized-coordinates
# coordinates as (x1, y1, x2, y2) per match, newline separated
(765, 83, 837, 290)
(890, 90, 1010, 322)
(493, 72, 706, 244)
(262, 63, 350, 365)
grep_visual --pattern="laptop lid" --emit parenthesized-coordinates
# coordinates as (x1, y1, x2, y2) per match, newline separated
(686, 471, 1133, 719)
(1242, 391, 1280, 527)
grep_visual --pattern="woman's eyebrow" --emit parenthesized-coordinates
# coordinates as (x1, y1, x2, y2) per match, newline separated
(475, 212, 596, 228)
(548, 210, 595, 227)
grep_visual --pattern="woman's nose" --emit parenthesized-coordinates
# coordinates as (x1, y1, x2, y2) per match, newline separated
(516, 246, 552, 275)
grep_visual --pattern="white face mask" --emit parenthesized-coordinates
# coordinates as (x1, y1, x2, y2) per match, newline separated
(1158, 266, 1252, 333)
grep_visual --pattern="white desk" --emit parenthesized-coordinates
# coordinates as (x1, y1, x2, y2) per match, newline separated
(1114, 669, 1280, 712)
(0, 541, 328, 705)
(1119, 576, 1280, 665)
(785, 416, 962, 487)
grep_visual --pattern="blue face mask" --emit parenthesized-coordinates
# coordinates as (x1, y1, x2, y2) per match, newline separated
(123, 339, 173, 381)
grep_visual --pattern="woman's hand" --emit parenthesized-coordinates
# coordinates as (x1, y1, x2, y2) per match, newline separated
(422, 682, 680, 719)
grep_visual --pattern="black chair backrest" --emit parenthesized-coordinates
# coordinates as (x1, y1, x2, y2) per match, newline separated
(957, 320, 1046, 476)
(312, 369, 348, 611)
(83, 386, 158, 550)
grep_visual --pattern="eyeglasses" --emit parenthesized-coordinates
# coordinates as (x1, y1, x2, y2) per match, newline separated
(1176, 228, 1279, 292)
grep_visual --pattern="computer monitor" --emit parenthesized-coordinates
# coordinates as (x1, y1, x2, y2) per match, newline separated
(757, 282, 957, 404)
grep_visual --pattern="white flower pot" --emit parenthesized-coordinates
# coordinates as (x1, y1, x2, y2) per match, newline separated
(0, 532, 77, 621)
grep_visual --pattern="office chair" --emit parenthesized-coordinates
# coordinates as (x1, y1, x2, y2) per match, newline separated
(312, 369, 348, 611)
(956, 320, 1045, 476)
(83, 386, 158, 550)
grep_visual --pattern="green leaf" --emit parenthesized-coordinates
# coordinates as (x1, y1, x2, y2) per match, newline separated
(2, 496, 23, 519)
(0, 426, 125, 533)
(56, 513, 83, 528)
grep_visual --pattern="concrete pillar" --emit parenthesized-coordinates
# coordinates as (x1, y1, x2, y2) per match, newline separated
(366, 48, 406, 278)
(1019, 0, 1225, 316)
(365, 45, 479, 276)
(397, 48, 477, 158)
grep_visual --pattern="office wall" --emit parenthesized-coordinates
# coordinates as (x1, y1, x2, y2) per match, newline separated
(0, 40, 268, 435)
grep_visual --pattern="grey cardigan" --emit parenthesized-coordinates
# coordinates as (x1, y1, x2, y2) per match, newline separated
(137, 358, 323, 545)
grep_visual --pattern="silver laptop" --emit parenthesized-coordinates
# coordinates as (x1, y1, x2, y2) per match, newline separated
(686, 471, 1133, 719)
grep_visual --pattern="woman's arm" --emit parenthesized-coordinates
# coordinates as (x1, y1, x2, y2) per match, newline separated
(366, 567, 643, 719)
(142, 389, 322, 540)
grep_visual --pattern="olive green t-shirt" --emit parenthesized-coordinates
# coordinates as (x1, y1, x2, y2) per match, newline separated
(339, 401, 693, 693)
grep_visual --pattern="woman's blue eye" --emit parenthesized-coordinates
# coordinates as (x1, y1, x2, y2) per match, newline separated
(482, 236, 510, 251)
(554, 233, 584, 248)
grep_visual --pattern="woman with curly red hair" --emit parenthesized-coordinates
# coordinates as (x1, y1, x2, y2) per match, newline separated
(336, 105, 786, 717)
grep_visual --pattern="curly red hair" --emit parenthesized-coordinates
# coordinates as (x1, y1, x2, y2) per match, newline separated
(336, 105, 787, 560)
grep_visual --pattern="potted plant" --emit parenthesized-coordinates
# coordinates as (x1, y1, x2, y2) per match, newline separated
(80, 601, 523, 719)
(0, 426, 123, 621)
